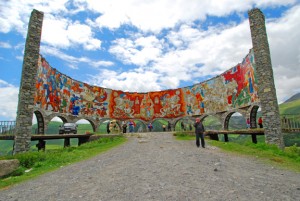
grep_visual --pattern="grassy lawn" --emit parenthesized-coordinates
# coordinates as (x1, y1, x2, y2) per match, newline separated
(175, 133, 300, 172)
(0, 136, 127, 190)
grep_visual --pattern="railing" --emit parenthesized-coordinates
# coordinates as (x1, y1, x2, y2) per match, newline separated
(280, 115, 300, 132)
(0, 121, 16, 135)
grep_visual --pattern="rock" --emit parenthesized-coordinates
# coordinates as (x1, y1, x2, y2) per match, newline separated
(0, 159, 20, 177)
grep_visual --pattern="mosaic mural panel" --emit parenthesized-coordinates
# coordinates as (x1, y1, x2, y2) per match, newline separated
(34, 49, 258, 120)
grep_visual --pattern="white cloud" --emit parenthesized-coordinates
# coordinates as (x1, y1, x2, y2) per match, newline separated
(83, 0, 296, 32)
(40, 45, 114, 68)
(109, 35, 163, 66)
(87, 69, 161, 92)
(106, 20, 252, 91)
(42, 15, 102, 50)
(267, 5, 300, 102)
(0, 80, 19, 121)
(0, 42, 12, 49)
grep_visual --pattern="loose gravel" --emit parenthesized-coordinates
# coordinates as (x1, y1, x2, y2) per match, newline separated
(0, 132, 299, 201)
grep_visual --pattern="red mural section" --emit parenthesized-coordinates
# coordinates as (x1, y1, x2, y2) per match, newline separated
(34, 49, 258, 121)
(109, 90, 186, 120)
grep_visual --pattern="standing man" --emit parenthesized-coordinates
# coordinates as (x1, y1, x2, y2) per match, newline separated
(194, 118, 205, 148)
(258, 117, 263, 128)
(122, 121, 127, 133)
(167, 121, 171, 131)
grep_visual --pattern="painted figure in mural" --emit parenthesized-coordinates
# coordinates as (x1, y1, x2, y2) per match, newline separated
(122, 121, 127, 133)
(258, 117, 263, 128)
(167, 121, 171, 131)
(194, 118, 205, 148)
(246, 118, 250, 129)
(148, 123, 153, 132)
(186, 103, 193, 115)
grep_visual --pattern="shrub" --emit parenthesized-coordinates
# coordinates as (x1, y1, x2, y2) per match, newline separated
(13, 152, 46, 168)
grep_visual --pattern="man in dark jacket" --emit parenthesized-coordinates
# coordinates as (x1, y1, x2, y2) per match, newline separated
(194, 118, 205, 148)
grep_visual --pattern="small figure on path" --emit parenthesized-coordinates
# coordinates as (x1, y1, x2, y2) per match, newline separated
(167, 121, 171, 131)
(129, 120, 135, 133)
(258, 117, 263, 128)
(122, 121, 127, 133)
(246, 118, 250, 129)
(162, 124, 166, 131)
(148, 123, 153, 132)
(194, 118, 205, 148)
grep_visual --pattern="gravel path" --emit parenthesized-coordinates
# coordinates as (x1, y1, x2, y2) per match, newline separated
(0, 132, 299, 201)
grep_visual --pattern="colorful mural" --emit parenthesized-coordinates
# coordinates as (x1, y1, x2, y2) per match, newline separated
(182, 49, 258, 115)
(34, 49, 258, 121)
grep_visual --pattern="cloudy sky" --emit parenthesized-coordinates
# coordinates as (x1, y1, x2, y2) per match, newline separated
(0, 0, 299, 121)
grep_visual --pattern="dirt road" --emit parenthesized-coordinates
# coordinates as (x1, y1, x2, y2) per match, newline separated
(0, 132, 299, 201)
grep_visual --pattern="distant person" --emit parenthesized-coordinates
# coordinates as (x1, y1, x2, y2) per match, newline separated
(189, 124, 192, 131)
(122, 121, 127, 133)
(181, 122, 185, 131)
(162, 124, 166, 131)
(258, 117, 263, 128)
(246, 118, 250, 129)
(106, 121, 110, 134)
(129, 120, 135, 133)
(148, 123, 153, 132)
(194, 118, 205, 148)
(167, 121, 171, 131)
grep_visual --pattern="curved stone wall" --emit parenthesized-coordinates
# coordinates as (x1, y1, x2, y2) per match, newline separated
(34, 49, 259, 122)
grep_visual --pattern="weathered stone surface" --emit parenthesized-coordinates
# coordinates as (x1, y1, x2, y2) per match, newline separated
(248, 8, 284, 149)
(14, 9, 44, 154)
(0, 159, 20, 177)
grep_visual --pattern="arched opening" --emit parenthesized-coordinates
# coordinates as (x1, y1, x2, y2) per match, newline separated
(98, 118, 120, 134)
(75, 119, 95, 134)
(174, 117, 194, 132)
(32, 111, 45, 134)
(45, 117, 64, 134)
(226, 112, 247, 130)
(151, 119, 169, 132)
(251, 105, 260, 128)
(202, 115, 222, 130)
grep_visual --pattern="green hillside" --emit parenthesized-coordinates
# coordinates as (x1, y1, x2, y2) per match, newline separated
(279, 99, 300, 115)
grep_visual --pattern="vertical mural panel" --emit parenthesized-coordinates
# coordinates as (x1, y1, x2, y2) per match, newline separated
(183, 49, 258, 115)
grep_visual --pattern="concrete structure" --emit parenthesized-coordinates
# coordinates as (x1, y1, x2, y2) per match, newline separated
(13, 8, 284, 153)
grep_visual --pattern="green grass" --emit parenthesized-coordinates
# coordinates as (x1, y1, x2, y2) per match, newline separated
(279, 99, 300, 115)
(0, 136, 127, 189)
(175, 133, 300, 172)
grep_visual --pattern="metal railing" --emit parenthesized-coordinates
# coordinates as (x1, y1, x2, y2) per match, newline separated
(280, 115, 300, 132)
(0, 121, 16, 135)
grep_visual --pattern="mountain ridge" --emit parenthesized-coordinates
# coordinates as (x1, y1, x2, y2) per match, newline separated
(284, 92, 300, 103)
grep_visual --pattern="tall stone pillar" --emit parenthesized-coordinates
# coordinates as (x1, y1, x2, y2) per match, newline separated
(13, 10, 44, 154)
(248, 8, 284, 149)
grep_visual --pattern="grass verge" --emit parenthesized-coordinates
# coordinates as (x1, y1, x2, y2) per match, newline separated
(175, 133, 300, 172)
(0, 136, 127, 190)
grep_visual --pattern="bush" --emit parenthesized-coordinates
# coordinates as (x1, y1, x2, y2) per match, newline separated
(13, 152, 46, 168)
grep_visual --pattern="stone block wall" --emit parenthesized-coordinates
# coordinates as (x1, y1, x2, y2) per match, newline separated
(13, 10, 44, 154)
(248, 8, 284, 149)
